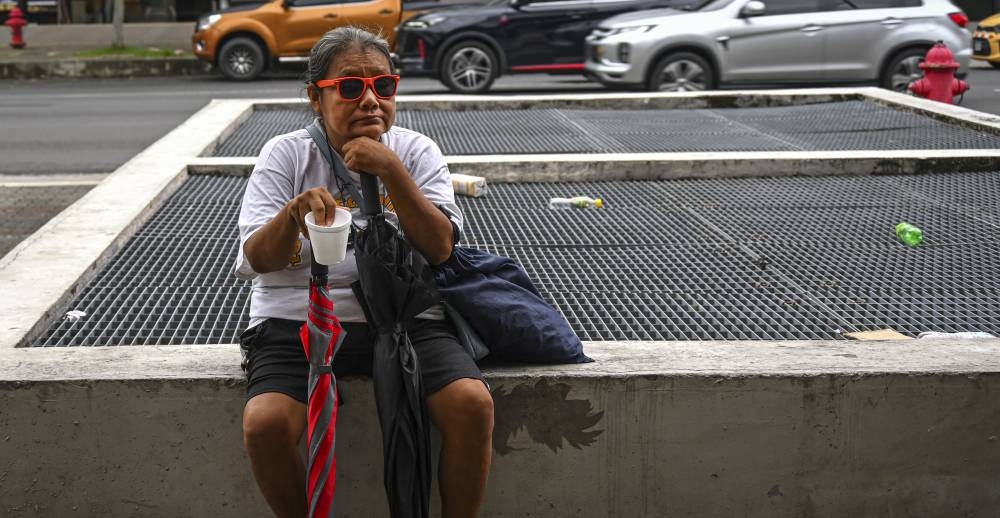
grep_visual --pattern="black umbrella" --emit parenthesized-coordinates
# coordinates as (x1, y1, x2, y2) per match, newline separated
(353, 172, 439, 518)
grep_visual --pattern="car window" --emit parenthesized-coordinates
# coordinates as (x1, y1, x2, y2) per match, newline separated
(591, 0, 695, 6)
(693, 0, 736, 10)
(523, 0, 592, 9)
(824, 0, 920, 9)
(292, 0, 339, 7)
(845, 0, 893, 7)
(760, 0, 820, 15)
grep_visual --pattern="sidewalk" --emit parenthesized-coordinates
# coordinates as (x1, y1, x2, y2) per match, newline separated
(0, 22, 210, 79)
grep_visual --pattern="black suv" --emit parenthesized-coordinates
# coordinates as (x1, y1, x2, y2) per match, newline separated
(395, 0, 696, 93)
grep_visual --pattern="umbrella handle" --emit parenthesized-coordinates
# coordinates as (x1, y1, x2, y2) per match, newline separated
(361, 172, 382, 217)
(311, 253, 328, 285)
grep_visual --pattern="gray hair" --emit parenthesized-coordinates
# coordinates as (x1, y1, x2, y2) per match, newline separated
(306, 26, 393, 84)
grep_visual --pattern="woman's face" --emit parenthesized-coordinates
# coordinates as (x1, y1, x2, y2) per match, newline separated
(309, 47, 396, 147)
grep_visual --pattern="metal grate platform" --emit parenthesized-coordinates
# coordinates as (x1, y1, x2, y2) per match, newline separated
(212, 101, 1000, 157)
(38, 176, 251, 346)
(34, 170, 1000, 346)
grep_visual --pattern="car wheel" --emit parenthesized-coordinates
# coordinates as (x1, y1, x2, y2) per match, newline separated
(880, 48, 927, 92)
(218, 37, 266, 81)
(990, 61, 1000, 70)
(441, 41, 498, 94)
(646, 52, 715, 92)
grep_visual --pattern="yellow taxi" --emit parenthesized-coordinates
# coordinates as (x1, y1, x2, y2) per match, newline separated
(972, 13, 1000, 69)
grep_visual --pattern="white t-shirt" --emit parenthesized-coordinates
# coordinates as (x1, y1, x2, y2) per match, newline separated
(234, 125, 463, 327)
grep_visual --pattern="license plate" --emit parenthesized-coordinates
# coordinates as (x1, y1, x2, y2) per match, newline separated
(974, 38, 990, 55)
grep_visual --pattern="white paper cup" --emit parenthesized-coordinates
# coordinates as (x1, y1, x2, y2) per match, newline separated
(305, 208, 352, 265)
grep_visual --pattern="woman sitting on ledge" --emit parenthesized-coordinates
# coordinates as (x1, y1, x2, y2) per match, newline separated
(233, 26, 494, 518)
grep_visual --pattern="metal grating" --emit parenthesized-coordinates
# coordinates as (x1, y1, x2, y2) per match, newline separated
(36, 176, 251, 346)
(544, 289, 845, 341)
(35, 171, 1000, 346)
(696, 206, 1000, 247)
(661, 175, 929, 209)
(724, 102, 1000, 151)
(749, 243, 1000, 296)
(212, 101, 1000, 157)
(818, 294, 1000, 337)
(461, 206, 722, 247)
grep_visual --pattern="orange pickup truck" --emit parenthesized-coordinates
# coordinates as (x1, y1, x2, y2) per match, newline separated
(193, 0, 405, 80)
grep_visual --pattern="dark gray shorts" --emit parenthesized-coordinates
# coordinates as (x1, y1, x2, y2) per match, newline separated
(240, 317, 484, 404)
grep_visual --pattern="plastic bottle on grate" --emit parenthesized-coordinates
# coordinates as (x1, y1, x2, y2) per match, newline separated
(895, 222, 923, 246)
(549, 196, 604, 209)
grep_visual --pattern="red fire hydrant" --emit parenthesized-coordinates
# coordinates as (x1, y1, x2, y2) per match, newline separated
(908, 41, 969, 104)
(5, 6, 27, 49)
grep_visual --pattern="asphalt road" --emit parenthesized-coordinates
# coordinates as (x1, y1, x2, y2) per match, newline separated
(1, 68, 997, 178)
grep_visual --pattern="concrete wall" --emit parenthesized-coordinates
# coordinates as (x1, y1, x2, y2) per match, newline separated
(22, 22, 193, 50)
(2, 340, 999, 517)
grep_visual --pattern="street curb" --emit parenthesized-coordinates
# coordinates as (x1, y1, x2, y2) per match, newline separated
(0, 56, 211, 80)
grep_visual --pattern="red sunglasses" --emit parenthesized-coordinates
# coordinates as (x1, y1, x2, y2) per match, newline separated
(314, 74, 400, 101)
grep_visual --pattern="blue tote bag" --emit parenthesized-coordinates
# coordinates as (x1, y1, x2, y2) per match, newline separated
(433, 246, 592, 364)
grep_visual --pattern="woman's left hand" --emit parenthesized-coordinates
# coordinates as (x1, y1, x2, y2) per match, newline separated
(343, 137, 404, 178)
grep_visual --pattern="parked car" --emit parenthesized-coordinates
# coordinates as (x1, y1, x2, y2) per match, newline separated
(585, 0, 971, 92)
(193, 0, 408, 80)
(972, 11, 1000, 68)
(394, 0, 699, 93)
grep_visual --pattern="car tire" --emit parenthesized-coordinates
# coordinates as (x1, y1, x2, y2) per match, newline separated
(880, 47, 927, 92)
(440, 41, 498, 94)
(990, 61, 1000, 70)
(646, 51, 715, 92)
(218, 37, 266, 81)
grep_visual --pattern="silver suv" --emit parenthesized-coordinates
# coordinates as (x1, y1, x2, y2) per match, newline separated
(585, 0, 971, 92)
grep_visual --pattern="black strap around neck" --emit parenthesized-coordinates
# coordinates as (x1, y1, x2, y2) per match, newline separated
(306, 120, 369, 212)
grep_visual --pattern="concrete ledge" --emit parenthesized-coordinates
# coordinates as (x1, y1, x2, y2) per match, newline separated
(0, 56, 210, 80)
(2, 340, 999, 516)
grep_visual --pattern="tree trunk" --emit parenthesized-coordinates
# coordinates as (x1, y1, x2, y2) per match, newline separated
(112, 0, 125, 49)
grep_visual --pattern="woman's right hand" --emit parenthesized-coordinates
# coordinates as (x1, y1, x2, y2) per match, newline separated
(285, 187, 339, 240)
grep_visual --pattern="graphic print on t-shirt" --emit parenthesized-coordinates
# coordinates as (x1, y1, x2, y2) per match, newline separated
(336, 192, 395, 213)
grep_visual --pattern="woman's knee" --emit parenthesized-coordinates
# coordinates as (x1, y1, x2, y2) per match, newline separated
(431, 379, 494, 438)
(242, 393, 304, 454)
